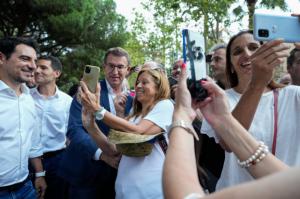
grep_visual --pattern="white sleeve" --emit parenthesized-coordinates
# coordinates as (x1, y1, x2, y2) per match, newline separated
(29, 112, 43, 158)
(201, 119, 220, 143)
(144, 99, 174, 132)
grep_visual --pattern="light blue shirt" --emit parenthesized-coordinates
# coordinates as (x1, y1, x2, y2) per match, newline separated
(0, 81, 42, 186)
(30, 87, 72, 153)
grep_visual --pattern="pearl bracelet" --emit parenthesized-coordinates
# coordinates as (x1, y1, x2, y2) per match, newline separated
(237, 141, 269, 168)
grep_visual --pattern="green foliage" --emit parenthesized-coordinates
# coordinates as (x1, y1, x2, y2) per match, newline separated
(0, 0, 129, 93)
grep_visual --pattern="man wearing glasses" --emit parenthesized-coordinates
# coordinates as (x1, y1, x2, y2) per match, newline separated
(59, 47, 133, 199)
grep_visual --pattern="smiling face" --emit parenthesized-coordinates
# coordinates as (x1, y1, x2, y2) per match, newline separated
(135, 71, 158, 105)
(0, 44, 37, 86)
(103, 54, 129, 89)
(35, 59, 61, 86)
(229, 33, 260, 86)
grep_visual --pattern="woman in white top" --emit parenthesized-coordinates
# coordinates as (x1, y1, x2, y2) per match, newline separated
(80, 68, 174, 199)
(201, 30, 300, 190)
(163, 64, 299, 199)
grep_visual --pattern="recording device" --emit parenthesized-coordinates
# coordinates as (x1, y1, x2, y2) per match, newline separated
(82, 65, 100, 93)
(206, 54, 212, 63)
(182, 29, 208, 101)
(254, 13, 300, 43)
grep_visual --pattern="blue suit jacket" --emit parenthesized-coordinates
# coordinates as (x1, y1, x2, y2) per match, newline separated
(58, 80, 133, 186)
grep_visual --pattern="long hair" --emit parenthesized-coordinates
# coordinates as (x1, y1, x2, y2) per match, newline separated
(129, 69, 170, 119)
(225, 30, 284, 89)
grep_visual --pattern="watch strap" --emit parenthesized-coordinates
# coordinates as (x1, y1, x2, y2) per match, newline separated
(35, 171, 46, 178)
(169, 120, 199, 140)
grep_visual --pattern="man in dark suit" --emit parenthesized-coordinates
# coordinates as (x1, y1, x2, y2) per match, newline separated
(58, 47, 133, 199)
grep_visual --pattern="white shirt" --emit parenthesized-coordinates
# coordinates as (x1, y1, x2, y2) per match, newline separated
(30, 87, 72, 153)
(115, 99, 174, 199)
(105, 79, 128, 115)
(0, 81, 42, 187)
(201, 86, 300, 190)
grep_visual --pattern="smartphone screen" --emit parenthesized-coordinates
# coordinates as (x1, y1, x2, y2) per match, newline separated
(82, 65, 100, 93)
(182, 29, 207, 81)
(182, 29, 208, 101)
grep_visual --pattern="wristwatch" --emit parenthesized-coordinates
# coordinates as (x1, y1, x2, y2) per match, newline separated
(35, 171, 46, 178)
(94, 107, 107, 120)
(169, 120, 199, 140)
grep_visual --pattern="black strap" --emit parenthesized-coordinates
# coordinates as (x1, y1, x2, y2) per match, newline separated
(157, 134, 168, 154)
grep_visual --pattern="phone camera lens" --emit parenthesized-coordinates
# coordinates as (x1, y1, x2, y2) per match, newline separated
(85, 66, 91, 73)
(258, 29, 269, 38)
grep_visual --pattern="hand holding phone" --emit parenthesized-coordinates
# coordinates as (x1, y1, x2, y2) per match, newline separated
(82, 65, 100, 93)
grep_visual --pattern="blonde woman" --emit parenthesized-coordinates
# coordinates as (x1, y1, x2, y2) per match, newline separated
(80, 68, 174, 199)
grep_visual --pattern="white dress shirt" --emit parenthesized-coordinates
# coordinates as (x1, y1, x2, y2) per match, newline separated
(0, 81, 42, 187)
(30, 87, 72, 153)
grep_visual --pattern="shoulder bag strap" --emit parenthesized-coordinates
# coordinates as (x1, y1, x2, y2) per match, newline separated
(157, 134, 168, 154)
(272, 89, 279, 155)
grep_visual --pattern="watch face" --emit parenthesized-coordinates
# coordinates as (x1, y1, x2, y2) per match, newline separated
(95, 107, 106, 120)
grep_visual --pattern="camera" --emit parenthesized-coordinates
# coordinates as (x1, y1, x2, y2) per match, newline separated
(85, 66, 91, 73)
(258, 29, 269, 38)
(182, 29, 208, 101)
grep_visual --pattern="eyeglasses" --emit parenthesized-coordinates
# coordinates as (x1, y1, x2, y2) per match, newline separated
(106, 63, 128, 72)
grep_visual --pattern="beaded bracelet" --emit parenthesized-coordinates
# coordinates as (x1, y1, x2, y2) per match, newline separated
(237, 141, 269, 168)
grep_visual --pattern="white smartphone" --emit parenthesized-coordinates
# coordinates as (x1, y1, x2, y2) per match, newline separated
(182, 29, 207, 101)
(82, 65, 100, 93)
(253, 13, 300, 43)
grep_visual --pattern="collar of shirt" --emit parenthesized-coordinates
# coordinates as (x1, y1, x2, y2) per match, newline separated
(105, 79, 128, 115)
(0, 80, 30, 95)
(30, 86, 60, 99)
(105, 79, 128, 99)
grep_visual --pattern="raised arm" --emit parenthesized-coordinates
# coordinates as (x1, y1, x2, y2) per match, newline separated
(163, 66, 288, 199)
(231, 40, 290, 130)
(79, 81, 163, 135)
(82, 107, 118, 156)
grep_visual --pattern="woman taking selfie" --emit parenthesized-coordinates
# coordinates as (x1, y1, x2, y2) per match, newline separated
(79, 68, 173, 199)
(201, 30, 300, 190)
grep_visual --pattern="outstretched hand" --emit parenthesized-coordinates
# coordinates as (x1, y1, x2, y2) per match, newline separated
(173, 64, 232, 129)
(194, 78, 232, 129)
(79, 81, 101, 113)
(249, 39, 290, 88)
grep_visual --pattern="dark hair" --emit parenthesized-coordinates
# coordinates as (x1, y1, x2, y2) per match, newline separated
(210, 43, 227, 52)
(0, 37, 39, 59)
(103, 47, 131, 66)
(38, 55, 62, 71)
(226, 30, 284, 89)
(226, 30, 253, 88)
(287, 48, 300, 70)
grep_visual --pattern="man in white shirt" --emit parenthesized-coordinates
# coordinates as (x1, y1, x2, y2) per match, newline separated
(31, 55, 72, 199)
(0, 37, 46, 198)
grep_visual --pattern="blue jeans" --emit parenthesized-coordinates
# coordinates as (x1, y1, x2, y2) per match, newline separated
(0, 180, 37, 199)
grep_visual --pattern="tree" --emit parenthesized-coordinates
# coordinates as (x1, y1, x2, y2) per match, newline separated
(0, 0, 128, 55)
(235, 0, 287, 29)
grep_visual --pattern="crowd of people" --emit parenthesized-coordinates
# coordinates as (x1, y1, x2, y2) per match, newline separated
(0, 14, 300, 199)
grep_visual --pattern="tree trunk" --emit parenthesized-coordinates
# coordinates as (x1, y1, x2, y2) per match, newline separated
(246, 0, 257, 29)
